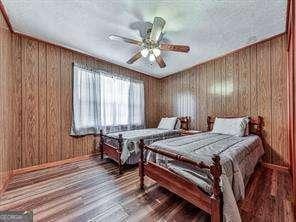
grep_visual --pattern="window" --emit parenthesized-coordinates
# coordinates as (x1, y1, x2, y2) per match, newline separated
(71, 64, 145, 135)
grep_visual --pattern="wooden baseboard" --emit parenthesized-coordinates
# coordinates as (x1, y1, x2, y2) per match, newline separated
(12, 153, 100, 176)
(1, 153, 100, 195)
(0, 172, 12, 196)
(261, 162, 291, 173)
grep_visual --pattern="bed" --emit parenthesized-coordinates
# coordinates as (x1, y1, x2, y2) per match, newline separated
(139, 116, 264, 222)
(96, 116, 191, 174)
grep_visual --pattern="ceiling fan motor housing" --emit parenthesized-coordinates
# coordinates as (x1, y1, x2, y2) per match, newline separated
(108, 16, 189, 68)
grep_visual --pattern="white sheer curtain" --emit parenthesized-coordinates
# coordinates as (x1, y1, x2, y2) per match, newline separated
(71, 64, 145, 136)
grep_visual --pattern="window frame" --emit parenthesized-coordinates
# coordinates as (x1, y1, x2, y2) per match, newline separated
(71, 63, 145, 135)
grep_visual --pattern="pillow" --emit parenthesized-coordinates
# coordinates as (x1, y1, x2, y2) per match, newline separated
(164, 117, 178, 130)
(212, 117, 249, 137)
(244, 123, 250, 136)
(158, 118, 167, 129)
(174, 119, 181, 129)
(158, 117, 178, 130)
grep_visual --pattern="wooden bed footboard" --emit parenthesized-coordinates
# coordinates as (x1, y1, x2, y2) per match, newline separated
(96, 116, 192, 174)
(97, 129, 124, 174)
(139, 139, 223, 222)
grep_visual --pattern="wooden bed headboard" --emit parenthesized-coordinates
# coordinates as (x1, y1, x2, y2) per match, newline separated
(162, 115, 191, 130)
(177, 116, 191, 130)
(206, 116, 264, 137)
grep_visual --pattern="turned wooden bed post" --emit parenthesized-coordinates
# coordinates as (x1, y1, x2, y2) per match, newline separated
(207, 116, 212, 131)
(139, 139, 145, 190)
(256, 116, 264, 138)
(99, 130, 104, 159)
(118, 134, 123, 175)
(210, 154, 223, 222)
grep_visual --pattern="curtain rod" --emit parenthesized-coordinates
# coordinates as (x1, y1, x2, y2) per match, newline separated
(73, 62, 144, 84)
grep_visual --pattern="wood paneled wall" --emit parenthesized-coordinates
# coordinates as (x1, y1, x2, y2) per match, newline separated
(8, 33, 290, 169)
(10, 34, 161, 170)
(0, 10, 12, 190)
(160, 34, 289, 166)
(1, 9, 291, 172)
(287, 0, 296, 213)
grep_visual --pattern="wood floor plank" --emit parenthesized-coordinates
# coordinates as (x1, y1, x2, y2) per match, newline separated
(0, 156, 294, 222)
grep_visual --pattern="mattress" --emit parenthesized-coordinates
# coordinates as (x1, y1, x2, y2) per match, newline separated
(146, 132, 264, 222)
(105, 128, 181, 164)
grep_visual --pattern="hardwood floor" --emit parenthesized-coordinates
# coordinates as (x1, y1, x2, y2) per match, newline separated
(0, 156, 294, 222)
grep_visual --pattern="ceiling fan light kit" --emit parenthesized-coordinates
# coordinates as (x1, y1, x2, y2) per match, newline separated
(152, 48, 161, 57)
(140, 48, 149, 57)
(109, 17, 190, 68)
(149, 53, 155, 62)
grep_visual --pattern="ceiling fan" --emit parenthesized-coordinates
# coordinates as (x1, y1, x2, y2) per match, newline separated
(108, 17, 190, 68)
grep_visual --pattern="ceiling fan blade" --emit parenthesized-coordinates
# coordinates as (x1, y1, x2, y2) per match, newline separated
(155, 55, 166, 68)
(150, 17, 166, 42)
(109, 35, 142, 46)
(160, 44, 190, 53)
(127, 51, 142, 64)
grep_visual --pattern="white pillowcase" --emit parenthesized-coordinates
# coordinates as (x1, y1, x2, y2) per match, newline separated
(212, 117, 249, 137)
(174, 119, 181, 129)
(158, 118, 167, 129)
(158, 117, 178, 130)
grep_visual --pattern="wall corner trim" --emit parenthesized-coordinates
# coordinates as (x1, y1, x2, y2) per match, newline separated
(0, 0, 13, 33)
(0, 172, 12, 197)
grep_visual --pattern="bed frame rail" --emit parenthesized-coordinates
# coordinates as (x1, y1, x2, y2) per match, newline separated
(139, 139, 223, 222)
(96, 116, 191, 174)
(97, 129, 124, 174)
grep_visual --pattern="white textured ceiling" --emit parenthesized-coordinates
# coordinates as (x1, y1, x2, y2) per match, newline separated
(3, 0, 287, 78)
